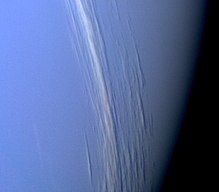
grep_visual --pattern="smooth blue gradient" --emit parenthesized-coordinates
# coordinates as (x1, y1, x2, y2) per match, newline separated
(0, 1, 90, 191)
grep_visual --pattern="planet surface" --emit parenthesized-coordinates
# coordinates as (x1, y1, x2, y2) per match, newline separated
(0, 0, 206, 191)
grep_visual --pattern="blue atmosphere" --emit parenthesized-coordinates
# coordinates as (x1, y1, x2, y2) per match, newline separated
(0, 1, 205, 191)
